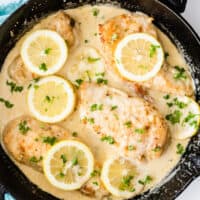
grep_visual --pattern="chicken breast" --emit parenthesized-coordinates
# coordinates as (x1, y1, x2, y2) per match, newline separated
(79, 83, 168, 160)
(99, 14, 193, 96)
(3, 116, 68, 172)
(8, 11, 77, 84)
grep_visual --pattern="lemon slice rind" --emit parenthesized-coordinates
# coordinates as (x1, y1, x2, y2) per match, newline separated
(101, 157, 143, 198)
(43, 140, 94, 190)
(21, 30, 68, 76)
(114, 33, 164, 82)
(28, 76, 75, 123)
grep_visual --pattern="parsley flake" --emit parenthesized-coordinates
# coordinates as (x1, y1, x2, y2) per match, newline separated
(138, 175, 152, 186)
(39, 63, 48, 71)
(18, 120, 30, 135)
(176, 143, 185, 155)
(6, 80, 23, 93)
(42, 136, 57, 146)
(165, 110, 182, 124)
(101, 135, 115, 144)
(173, 66, 187, 80)
(149, 44, 160, 58)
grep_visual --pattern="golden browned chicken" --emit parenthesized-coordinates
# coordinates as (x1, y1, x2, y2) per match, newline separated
(79, 83, 168, 160)
(3, 116, 68, 171)
(99, 13, 193, 96)
(8, 11, 77, 84)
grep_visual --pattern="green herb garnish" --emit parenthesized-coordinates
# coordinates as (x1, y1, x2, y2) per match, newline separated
(6, 80, 23, 93)
(176, 143, 185, 155)
(42, 136, 57, 146)
(72, 157, 78, 166)
(173, 66, 187, 80)
(138, 175, 152, 186)
(72, 132, 78, 137)
(124, 121, 132, 128)
(165, 110, 182, 124)
(128, 145, 135, 151)
(111, 105, 118, 111)
(18, 120, 30, 134)
(135, 128, 145, 134)
(90, 104, 103, 111)
(92, 8, 100, 16)
(39, 63, 48, 71)
(119, 175, 135, 192)
(87, 57, 100, 63)
(101, 135, 115, 144)
(149, 44, 160, 58)
(60, 154, 67, 164)
(90, 170, 101, 177)
(163, 94, 170, 100)
(0, 97, 14, 108)
(75, 79, 83, 88)
(164, 52, 169, 59)
(30, 156, 43, 163)
(44, 48, 51, 55)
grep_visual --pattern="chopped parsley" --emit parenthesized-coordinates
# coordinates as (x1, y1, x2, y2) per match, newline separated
(30, 156, 43, 163)
(92, 181, 99, 186)
(59, 172, 65, 178)
(87, 57, 100, 63)
(85, 70, 91, 82)
(96, 78, 108, 85)
(164, 52, 169, 59)
(27, 78, 40, 89)
(18, 120, 30, 134)
(45, 95, 55, 103)
(110, 105, 118, 111)
(44, 48, 51, 55)
(95, 72, 105, 77)
(0, 97, 14, 108)
(72, 157, 78, 166)
(124, 121, 132, 128)
(176, 143, 185, 155)
(135, 128, 145, 134)
(119, 175, 135, 192)
(166, 98, 187, 109)
(60, 154, 67, 164)
(128, 145, 135, 151)
(183, 112, 198, 128)
(149, 44, 160, 58)
(92, 8, 100, 16)
(90, 104, 103, 111)
(72, 132, 78, 137)
(6, 80, 23, 93)
(163, 94, 170, 100)
(42, 136, 57, 146)
(138, 175, 153, 186)
(101, 135, 115, 144)
(111, 33, 118, 41)
(152, 146, 161, 152)
(84, 39, 89, 43)
(90, 170, 101, 177)
(75, 79, 83, 88)
(173, 66, 187, 80)
(39, 63, 48, 71)
(165, 110, 182, 124)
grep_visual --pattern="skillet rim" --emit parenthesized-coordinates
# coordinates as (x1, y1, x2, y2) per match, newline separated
(0, 0, 200, 200)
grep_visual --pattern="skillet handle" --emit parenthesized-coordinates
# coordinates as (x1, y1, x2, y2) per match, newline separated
(159, 0, 187, 13)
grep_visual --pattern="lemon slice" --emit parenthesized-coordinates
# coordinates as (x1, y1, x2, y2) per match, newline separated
(43, 140, 94, 190)
(101, 157, 143, 198)
(21, 30, 68, 76)
(66, 46, 105, 84)
(164, 96, 200, 139)
(28, 76, 75, 123)
(114, 33, 164, 82)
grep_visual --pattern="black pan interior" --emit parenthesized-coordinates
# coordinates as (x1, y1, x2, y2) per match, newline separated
(0, 0, 200, 200)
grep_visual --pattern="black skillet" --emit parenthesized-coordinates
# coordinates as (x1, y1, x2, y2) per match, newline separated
(0, 0, 200, 199)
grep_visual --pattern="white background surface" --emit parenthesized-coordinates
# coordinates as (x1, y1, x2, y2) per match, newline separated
(176, 0, 200, 199)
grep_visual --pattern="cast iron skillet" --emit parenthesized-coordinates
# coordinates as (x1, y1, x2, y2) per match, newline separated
(0, 0, 200, 199)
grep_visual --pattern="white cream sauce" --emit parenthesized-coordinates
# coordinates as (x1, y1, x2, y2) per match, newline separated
(0, 5, 193, 200)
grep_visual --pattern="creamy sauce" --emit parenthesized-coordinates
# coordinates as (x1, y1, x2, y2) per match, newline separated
(0, 5, 193, 200)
